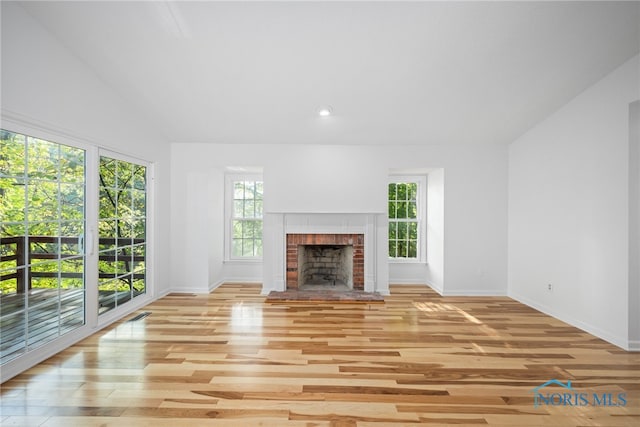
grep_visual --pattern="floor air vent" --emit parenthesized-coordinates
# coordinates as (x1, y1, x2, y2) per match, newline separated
(128, 312, 151, 322)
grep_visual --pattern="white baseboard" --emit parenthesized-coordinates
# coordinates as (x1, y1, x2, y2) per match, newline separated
(510, 292, 630, 351)
(388, 281, 444, 295)
(168, 286, 210, 294)
(627, 340, 640, 352)
(389, 279, 429, 285)
(210, 278, 263, 293)
(443, 289, 508, 297)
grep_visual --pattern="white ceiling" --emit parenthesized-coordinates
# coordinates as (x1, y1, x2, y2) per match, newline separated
(17, 1, 640, 146)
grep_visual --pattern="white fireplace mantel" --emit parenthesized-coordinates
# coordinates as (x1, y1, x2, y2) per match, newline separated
(262, 213, 389, 295)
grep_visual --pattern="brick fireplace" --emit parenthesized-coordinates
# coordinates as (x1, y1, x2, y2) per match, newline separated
(286, 233, 364, 290)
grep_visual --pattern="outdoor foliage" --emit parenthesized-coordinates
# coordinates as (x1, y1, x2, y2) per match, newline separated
(98, 156, 147, 298)
(0, 130, 147, 300)
(232, 180, 263, 257)
(388, 182, 419, 258)
(1, 130, 85, 293)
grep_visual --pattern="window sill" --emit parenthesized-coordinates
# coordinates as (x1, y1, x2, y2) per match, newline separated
(389, 258, 427, 265)
(224, 258, 263, 264)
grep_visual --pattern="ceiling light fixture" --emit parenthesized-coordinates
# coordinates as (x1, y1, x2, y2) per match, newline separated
(317, 106, 333, 117)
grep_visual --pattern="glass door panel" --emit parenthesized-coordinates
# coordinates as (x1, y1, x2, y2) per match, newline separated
(0, 130, 86, 365)
(98, 156, 146, 315)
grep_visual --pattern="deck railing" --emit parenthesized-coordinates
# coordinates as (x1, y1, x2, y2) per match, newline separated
(0, 235, 145, 293)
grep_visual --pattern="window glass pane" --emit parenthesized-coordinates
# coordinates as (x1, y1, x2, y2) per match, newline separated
(0, 131, 26, 177)
(27, 181, 59, 222)
(232, 239, 243, 257)
(389, 240, 397, 258)
(132, 278, 145, 294)
(60, 183, 84, 221)
(133, 165, 146, 190)
(397, 183, 407, 201)
(389, 222, 397, 239)
(388, 200, 396, 218)
(27, 138, 58, 181)
(244, 200, 255, 218)
(59, 290, 84, 334)
(233, 200, 244, 218)
(99, 157, 116, 188)
(60, 234, 82, 256)
(408, 183, 417, 201)
(234, 182, 244, 199)
(98, 279, 117, 313)
(398, 222, 408, 240)
(100, 188, 116, 218)
(59, 145, 84, 184)
(388, 183, 397, 202)
(242, 239, 255, 256)
(408, 240, 418, 258)
(409, 222, 418, 239)
(396, 202, 407, 219)
(60, 258, 83, 286)
(117, 219, 134, 240)
(1, 312, 27, 365)
(397, 241, 408, 258)
(233, 220, 242, 238)
(1, 177, 26, 223)
(116, 161, 133, 190)
(132, 189, 146, 217)
(253, 220, 262, 236)
(242, 221, 254, 238)
(28, 221, 59, 238)
(119, 190, 133, 215)
(407, 201, 417, 219)
(244, 181, 255, 199)
(133, 219, 146, 239)
(29, 260, 59, 292)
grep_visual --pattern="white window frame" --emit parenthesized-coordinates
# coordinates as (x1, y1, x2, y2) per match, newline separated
(224, 173, 263, 262)
(388, 175, 427, 264)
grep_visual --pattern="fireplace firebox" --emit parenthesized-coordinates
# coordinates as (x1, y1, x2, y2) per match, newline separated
(286, 234, 364, 290)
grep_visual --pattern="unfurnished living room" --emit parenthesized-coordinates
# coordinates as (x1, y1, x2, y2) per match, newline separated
(1, 1, 639, 426)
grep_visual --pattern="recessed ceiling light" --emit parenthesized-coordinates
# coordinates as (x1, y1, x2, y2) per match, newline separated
(317, 106, 333, 117)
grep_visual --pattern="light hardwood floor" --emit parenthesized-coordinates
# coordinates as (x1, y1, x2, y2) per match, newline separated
(1, 284, 639, 426)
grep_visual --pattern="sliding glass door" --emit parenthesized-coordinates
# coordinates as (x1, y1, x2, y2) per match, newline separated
(97, 154, 147, 315)
(1, 131, 150, 368)
(0, 130, 86, 364)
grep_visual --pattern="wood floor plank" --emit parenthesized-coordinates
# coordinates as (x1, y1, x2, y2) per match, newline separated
(1, 284, 638, 426)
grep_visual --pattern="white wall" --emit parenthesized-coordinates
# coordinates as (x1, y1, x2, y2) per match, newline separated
(170, 143, 508, 295)
(1, 3, 172, 380)
(265, 145, 387, 214)
(629, 100, 640, 349)
(426, 168, 445, 293)
(508, 55, 640, 349)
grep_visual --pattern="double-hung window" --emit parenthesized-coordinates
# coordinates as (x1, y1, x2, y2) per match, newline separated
(225, 175, 263, 260)
(388, 176, 426, 262)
